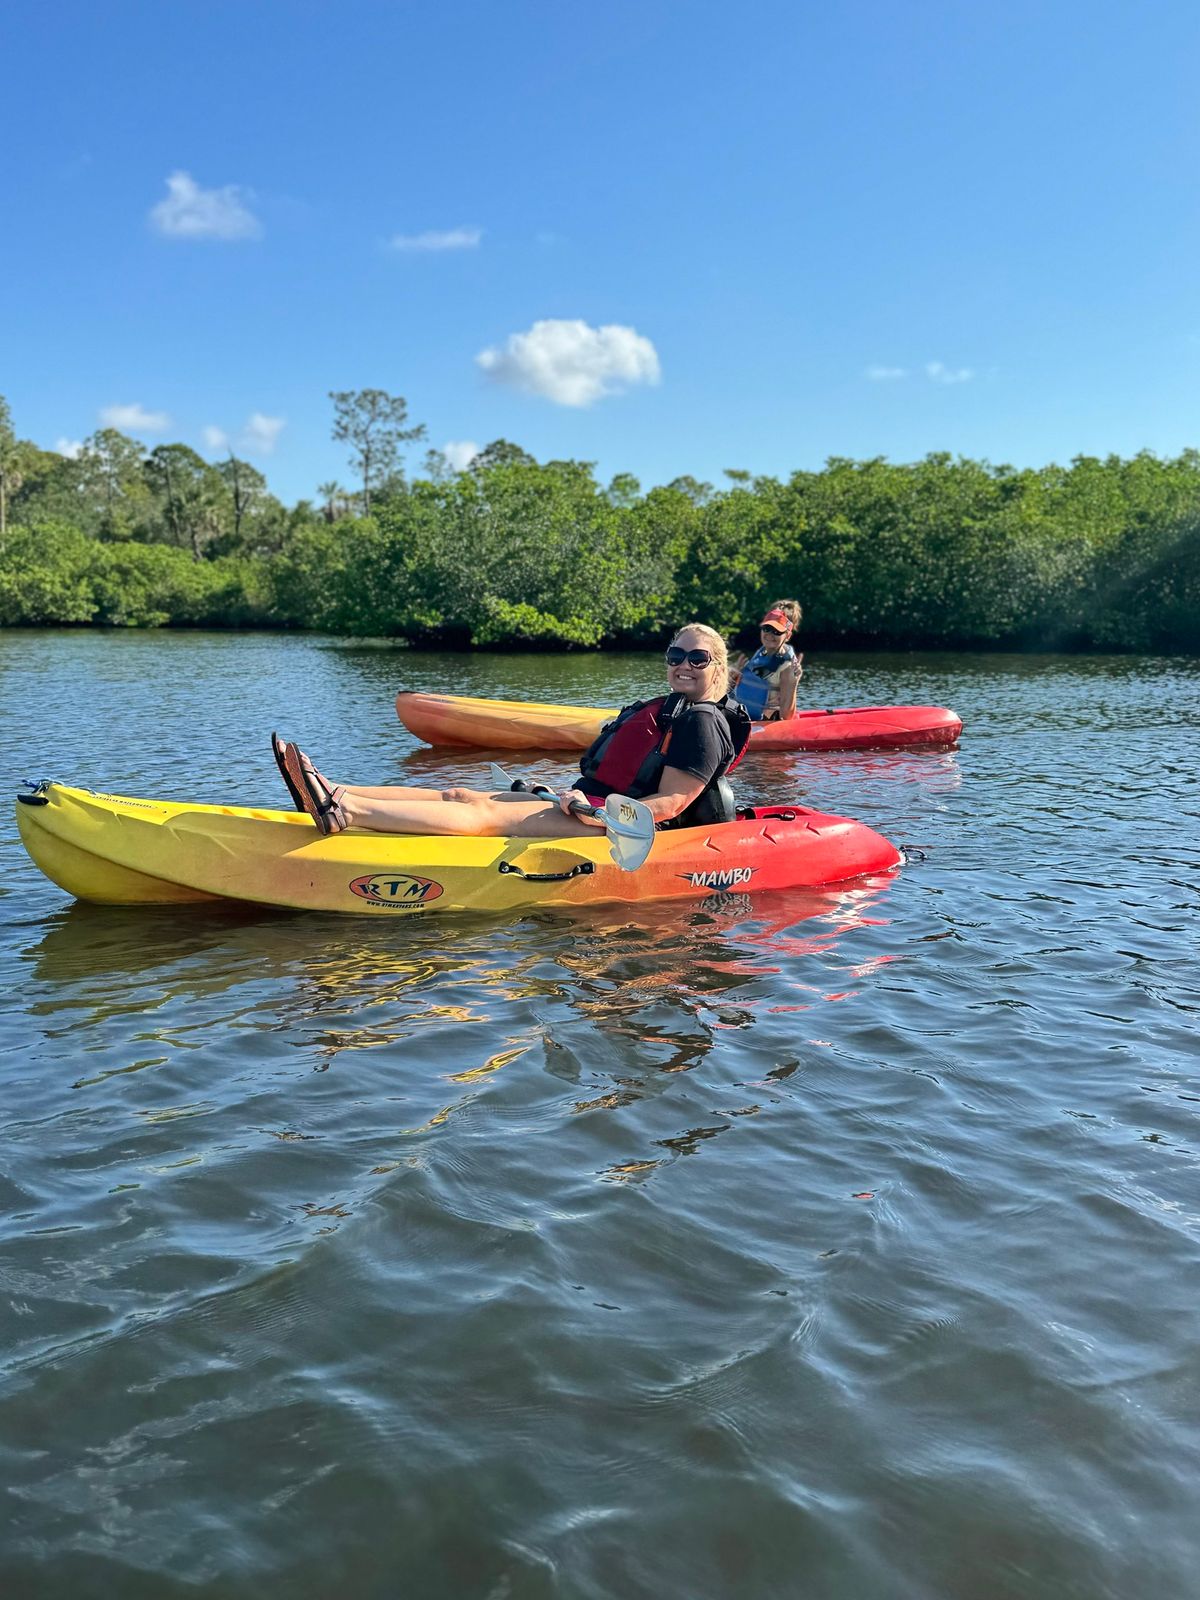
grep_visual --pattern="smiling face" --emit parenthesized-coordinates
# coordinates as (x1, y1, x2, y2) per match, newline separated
(759, 622, 787, 650)
(666, 624, 728, 702)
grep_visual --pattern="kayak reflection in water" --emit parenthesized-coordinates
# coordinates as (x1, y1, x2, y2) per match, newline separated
(274, 623, 751, 839)
(728, 599, 803, 722)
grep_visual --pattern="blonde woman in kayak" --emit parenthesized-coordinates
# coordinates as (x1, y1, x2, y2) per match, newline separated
(275, 624, 750, 839)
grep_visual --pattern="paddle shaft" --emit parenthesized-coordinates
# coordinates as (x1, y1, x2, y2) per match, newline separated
(490, 764, 601, 820)
(517, 779, 599, 820)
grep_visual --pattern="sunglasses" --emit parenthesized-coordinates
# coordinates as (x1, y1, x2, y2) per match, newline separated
(760, 624, 784, 637)
(665, 646, 714, 668)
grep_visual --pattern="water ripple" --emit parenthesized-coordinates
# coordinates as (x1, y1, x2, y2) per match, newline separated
(1, 636, 1198, 1596)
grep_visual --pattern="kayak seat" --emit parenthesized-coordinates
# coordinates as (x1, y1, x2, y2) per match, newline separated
(674, 776, 737, 828)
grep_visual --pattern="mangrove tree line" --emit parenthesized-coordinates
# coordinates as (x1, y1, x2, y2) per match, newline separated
(0, 391, 1195, 651)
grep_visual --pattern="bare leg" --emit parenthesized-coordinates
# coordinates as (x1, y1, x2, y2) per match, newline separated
(340, 783, 452, 801)
(279, 738, 599, 839)
(341, 790, 602, 839)
(340, 784, 551, 803)
(295, 742, 566, 807)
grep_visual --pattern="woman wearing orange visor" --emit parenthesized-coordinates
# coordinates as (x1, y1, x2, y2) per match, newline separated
(729, 599, 803, 721)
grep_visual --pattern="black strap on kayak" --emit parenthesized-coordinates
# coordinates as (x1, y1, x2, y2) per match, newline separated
(498, 859, 596, 882)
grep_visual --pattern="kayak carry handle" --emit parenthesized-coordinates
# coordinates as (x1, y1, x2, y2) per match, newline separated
(498, 859, 596, 882)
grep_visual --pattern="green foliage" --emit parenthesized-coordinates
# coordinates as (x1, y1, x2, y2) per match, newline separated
(0, 390, 1197, 650)
(0, 399, 45, 538)
(0, 523, 98, 624)
(79, 429, 152, 540)
(0, 520, 274, 629)
(262, 457, 682, 645)
(329, 389, 426, 514)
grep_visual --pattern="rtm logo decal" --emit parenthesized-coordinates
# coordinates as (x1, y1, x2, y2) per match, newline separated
(682, 866, 756, 890)
(349, 872, 445, 908)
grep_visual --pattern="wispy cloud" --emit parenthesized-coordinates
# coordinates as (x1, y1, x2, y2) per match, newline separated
(202, 414, 286, 457)
(100, 402, 171, 434)
(388, 226, 482, 253)
(55, 437, 84, 458)
(149, 171, 262, 241)
(442, 440, 479, 471)
(241, 413, 285, 454)
(477, 318, 661, 408)
(866, 361, 976, 384)
(926, 361, 973, 385)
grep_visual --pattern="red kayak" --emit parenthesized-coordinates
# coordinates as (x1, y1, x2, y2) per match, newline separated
(395, 692, 963, 753)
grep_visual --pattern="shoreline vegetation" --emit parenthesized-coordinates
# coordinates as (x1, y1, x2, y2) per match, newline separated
(1, 391, 1196, 652)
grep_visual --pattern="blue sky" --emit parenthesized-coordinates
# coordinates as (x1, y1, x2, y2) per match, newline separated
(3, 0, 1198, 503)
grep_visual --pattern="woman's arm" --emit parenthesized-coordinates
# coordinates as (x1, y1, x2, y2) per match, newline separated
(557, 769, 704, 826)
(643, 765, 707, 823)
(777, 660, 801, 720)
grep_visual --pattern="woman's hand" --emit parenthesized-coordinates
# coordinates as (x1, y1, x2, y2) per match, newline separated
(558, 787, 604, 824)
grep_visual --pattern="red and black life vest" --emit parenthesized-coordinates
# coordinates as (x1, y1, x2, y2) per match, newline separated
(579, 693, 751, 805)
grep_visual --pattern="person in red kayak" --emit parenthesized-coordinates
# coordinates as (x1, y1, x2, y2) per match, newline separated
(275, 623, 750, 838)
(729, 599, 803, 721)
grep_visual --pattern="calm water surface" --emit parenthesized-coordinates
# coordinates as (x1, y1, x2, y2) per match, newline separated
(1, 631, 1197, 1599)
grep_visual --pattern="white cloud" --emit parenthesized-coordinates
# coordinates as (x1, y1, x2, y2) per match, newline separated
(477, 318, 661, 407)
(240, 413, 285, 455)
(866, 365, 907, 381)
(149, 170, 262, 241)
(200, 414, 285, 457)
(100, 402, 171, 433)
(926, 361, 973, 385)
(442, 439, 479, 471)
(55, 437, 84, 458)
(388, 226, 482, 252)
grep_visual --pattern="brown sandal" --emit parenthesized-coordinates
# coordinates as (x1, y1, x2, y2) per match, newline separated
(280, 741, 349, 836)
(271, 732, 305, 811)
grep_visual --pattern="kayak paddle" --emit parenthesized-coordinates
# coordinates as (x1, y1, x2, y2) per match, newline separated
(487, 762, 655, 871)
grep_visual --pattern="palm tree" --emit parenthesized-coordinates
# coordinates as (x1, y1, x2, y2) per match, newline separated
(317, 481, 347, 524)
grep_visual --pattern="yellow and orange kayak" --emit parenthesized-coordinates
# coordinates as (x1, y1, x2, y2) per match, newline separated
(16, 783, 902, 916)
(395, 691, 963, 752)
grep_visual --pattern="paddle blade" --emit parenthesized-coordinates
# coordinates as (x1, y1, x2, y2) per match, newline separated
(488, 762, 514, 791)
(603, 793, 656, 871)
